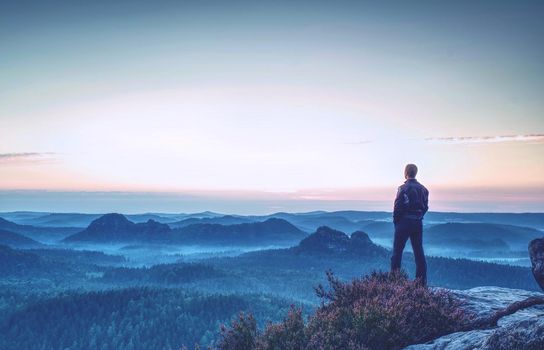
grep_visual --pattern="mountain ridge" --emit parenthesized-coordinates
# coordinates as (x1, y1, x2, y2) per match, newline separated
(63, 213, 172, 242)
(63, 214, 305, 245)
(172, 217, 305, 245)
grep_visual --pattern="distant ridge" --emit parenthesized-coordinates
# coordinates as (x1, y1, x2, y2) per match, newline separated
(0, 229, 43, 248)
(425, 222, 543, 250)
(168, 215, 254, 229)
(0, 217, 32, 232)
(0, 217, 79, 242)
(171, 218, 305, 245)
(22, 213, 102, 227)
(63, 214, 305, 245)
(63, 213, 171, 243)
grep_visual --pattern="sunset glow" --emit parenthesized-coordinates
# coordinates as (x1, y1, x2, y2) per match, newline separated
(1, 1, 543, 213)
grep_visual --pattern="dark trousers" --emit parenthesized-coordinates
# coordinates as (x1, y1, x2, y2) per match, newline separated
(391, 217, 427, 285)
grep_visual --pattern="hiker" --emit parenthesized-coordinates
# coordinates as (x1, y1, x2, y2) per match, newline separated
(391, 164, 429, 286)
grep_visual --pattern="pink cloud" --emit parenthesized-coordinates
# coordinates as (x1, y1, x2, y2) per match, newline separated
(425, 134, 544, 145)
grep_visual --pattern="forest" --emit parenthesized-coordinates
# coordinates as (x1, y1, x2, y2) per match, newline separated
(0, 210, 542, 349)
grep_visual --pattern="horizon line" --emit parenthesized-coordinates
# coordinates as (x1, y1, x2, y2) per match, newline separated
(2, 209, 544, 215)
(1, 190, 543, 215)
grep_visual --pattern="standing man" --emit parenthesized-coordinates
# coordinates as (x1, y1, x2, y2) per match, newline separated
(391, 164, 429, 286)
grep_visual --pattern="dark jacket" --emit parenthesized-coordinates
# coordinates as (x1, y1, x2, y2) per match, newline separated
(393, 178, 429, 224)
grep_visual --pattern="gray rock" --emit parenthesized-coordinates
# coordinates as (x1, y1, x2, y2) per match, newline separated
(482, 316, 544, 350)
(529, 238, 544, 291)
(404, 286, 544, 350)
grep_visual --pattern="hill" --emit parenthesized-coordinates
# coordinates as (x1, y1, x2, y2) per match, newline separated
(168, 215, 254, 229)
(0, 217, 80, 243)
(171, 218, 306, 245)
(0, 229, 43, 248)
(63, 214, 305, 246)
(63, 214, 172, 243)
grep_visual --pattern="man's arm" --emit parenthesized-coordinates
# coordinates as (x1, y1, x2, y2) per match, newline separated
(393, 186, 406, 224)
(422, 187, 429, 216)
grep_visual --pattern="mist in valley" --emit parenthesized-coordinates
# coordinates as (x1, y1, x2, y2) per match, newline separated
(1, 210, 543, 349)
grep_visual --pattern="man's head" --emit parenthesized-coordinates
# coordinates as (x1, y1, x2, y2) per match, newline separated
(404, 164, 418, 179)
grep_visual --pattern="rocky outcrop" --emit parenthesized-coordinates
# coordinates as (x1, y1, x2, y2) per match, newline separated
(529, 238, 544, 291)
(293, 226, 388, 257)
(404, 287, 544, 350)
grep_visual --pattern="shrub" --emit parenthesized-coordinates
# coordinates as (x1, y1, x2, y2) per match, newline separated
(216, 270, 470, 350)
(257, 307, 306, 350)
(306, 271, 468, 349)
(217, 312, 257, 350)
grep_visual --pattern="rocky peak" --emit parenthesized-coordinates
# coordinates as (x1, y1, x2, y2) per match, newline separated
(351, 230, 373, 245)
(295, 226, 387, 257)
(297, 226, 350, 252)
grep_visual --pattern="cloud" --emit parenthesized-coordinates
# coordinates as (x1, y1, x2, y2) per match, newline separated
(346, 133, 544, 146)
(425, 134, 544, 145)
(0, 152, 42, 159)
(0, 152, 56, 163)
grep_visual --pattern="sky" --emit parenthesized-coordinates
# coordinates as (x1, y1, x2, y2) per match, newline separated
(1, 0, 543, 213)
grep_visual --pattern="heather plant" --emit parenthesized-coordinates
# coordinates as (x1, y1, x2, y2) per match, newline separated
(306, 271, 469, 349)
(217, 312, 257, 350)
(216, 270, 470, 350)
(257, 307, 306, 350)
